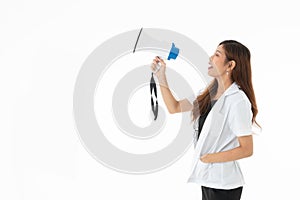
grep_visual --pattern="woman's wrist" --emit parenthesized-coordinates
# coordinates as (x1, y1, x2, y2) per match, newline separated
(157, 73, 169, 88)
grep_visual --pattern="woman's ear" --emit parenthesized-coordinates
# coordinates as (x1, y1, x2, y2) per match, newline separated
(229, 60, 236, 70)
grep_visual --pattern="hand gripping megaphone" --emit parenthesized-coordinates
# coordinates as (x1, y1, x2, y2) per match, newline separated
(152, 42, 180, 73)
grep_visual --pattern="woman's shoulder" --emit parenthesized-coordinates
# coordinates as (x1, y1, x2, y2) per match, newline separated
(228, 88, 251, 106)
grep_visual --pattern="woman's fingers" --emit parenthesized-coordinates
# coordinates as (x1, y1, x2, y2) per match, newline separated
(150, 56, 165, 74)
(151, 64, 160, 73)
(156, 56, 165, 65)
(151, 64, 156, 71)
(151, 61, 159, 73)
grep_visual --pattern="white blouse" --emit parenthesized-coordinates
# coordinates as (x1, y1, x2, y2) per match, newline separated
(186, 82, 253, 189)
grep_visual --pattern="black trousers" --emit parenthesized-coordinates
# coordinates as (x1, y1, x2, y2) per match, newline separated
(201, 186, 243, 200)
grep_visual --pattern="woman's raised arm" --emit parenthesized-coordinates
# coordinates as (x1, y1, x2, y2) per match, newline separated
(150, 56, 193, 114)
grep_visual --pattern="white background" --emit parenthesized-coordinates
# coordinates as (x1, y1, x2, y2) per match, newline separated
(2, 0, 300, 199)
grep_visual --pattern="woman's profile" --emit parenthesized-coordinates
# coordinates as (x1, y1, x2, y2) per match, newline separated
(150, 40, 259, 200)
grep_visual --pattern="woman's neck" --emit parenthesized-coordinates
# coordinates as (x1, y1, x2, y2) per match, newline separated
(214, 77, 233, 99)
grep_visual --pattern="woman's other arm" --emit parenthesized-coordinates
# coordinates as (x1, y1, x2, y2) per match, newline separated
(200, 135, 253, 163)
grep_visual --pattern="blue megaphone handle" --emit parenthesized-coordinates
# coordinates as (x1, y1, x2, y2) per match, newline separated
(167, 43, 179, 60)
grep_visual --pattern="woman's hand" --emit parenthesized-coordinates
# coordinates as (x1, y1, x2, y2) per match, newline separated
(150, 56, 166, 79)
(200, 154, 212, 163)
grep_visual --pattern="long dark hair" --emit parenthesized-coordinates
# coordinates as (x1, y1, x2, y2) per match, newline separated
(191, 40, 259, 127)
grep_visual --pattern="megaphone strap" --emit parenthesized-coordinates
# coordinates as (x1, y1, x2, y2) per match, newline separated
(150, 73, 158, 120)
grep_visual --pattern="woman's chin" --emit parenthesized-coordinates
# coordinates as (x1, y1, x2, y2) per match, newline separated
(207, 71, 215, 77)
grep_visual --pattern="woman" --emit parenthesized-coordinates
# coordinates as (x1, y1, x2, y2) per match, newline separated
(150, 40, 259, 200)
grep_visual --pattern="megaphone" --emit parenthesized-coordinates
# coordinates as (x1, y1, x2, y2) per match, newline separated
(132, 28, 181, 120)
(133, 28, 180, 62)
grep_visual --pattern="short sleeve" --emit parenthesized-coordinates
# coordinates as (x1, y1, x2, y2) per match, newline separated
(229, 99, 253, 137)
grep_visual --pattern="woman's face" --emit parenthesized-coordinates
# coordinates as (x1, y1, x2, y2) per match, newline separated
(208, 45, 229, 77)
